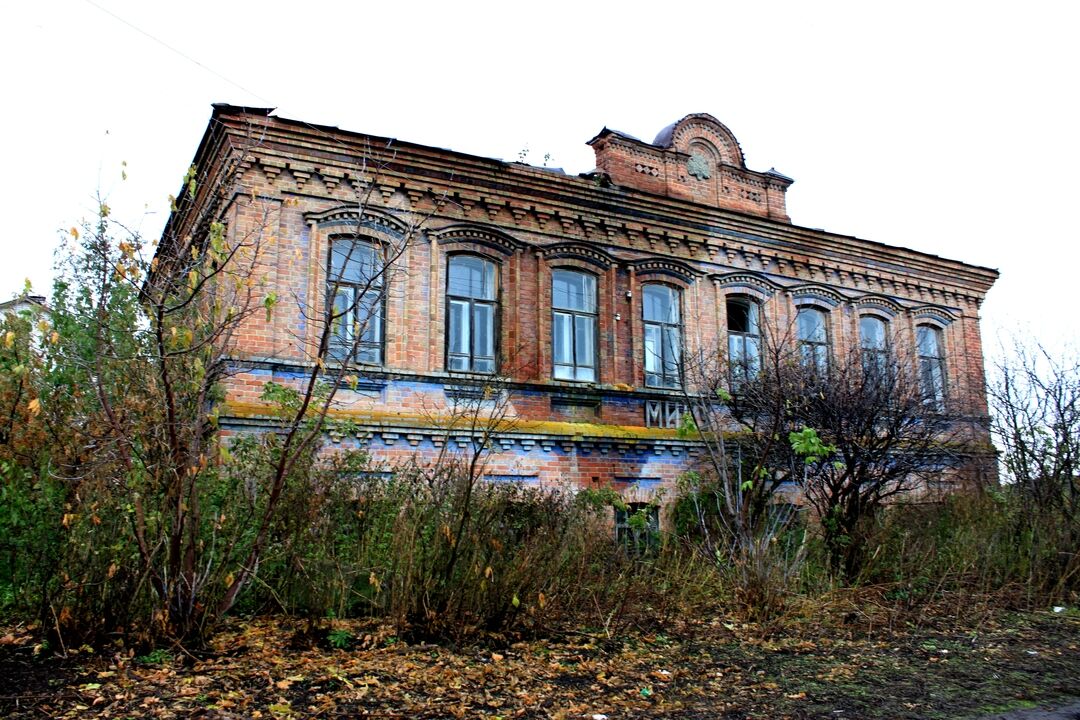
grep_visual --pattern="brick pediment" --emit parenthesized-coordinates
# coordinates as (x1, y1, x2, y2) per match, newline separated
(589, 114, 793, 222)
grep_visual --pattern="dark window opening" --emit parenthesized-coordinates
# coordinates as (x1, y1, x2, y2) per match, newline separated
(727, 298, 760, 387)
(614, 503, 660, 555)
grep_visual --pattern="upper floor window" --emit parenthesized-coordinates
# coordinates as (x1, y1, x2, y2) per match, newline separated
(727, 298, 760, 388)
(917, 325, 947, 410)
(859, 315, 890, 376)
(797, 307, 829, 375)
(642, 284, 682, 388)
(552, 269, 597, 382)
(446, 255, 497, 373)
(328, 238, 383, 365)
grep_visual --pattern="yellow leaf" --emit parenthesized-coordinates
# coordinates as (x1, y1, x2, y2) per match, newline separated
(27, 398, 41, 416)
(3, 331, 13, 348)
(70, 227, 80, 239)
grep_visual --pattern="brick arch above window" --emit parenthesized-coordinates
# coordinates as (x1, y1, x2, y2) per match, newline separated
(710, 270, 780, 300)
(539, 242, 615, 270)
(431, 223, 528, 256)
(791, 284, 845, 309)
(304, 205, 410, 238)
(855, 295, 902, 318)
(627, 257, 701, 287)
(911, 306, 957, 328)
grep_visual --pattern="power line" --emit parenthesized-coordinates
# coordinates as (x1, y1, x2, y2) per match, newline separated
(82, 0, 263, 102)
(80, 0, 380, 159)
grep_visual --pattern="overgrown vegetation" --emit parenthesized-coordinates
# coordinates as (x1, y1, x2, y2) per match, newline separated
(1, 190, 1078, 655)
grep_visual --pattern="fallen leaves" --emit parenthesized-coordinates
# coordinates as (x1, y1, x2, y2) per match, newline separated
(0, 612, 1079, 719)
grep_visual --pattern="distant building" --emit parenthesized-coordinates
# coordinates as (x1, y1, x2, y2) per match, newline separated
(163, 106, 998, 508)
(0, 295, 48, 318)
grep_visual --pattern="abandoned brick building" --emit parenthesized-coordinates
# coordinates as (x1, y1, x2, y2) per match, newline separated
(166, 105, 999, 509)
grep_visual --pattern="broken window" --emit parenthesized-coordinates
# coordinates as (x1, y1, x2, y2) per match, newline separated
(727, 298, 761, 388)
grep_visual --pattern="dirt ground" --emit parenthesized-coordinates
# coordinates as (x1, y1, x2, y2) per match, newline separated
(981, 701, 1080, 720)
(1, 607, 1078, 719)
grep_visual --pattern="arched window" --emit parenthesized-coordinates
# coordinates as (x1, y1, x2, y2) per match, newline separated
(552, 269, 597, 382)
(727, 297, 760, 388)
(446, 255, 498, 372)
(859, 315, 889, 376)
(328, 237, 383, 365)
(797, 306, 829, 375)
(643, 284, 682, 388)
(917, 325, 947, 410)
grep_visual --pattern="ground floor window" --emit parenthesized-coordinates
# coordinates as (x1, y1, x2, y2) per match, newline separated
(615, 503, 660, 555)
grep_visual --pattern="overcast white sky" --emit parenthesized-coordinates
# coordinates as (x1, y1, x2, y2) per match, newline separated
(2, 1, 1077, 362)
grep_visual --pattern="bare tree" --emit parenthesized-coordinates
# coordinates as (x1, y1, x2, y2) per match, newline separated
(736, 336, 959, 581)
(676, 323, 808, 618)
(990, 341, 1079, 532)
(679, 320, 963, 585)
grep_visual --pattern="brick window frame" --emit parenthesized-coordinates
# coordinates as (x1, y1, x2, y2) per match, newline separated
(795, 303, 831, 375)
(551, 266, 600, 383)
(537, 251, 613, 386)
(641, 282, 684, 389)
(326, 234, 387, 366)
(725, 294, 763, 389)
(444, 251, 501, 374)
(916, 322, 948, 412)
(305, 207, 409, 370)
(627, 263, 696, 391)
(858, 313, 892, 377)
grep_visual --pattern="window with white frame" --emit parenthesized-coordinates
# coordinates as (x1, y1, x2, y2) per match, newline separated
(727, 297, 761, 387)
(446, 255, 498, 372)
(797, 306, 829, 374)
(642, 284, 682, 388)
(328, 237, 383, 365)
(917, 325, 947, 411)
(552, 269, 597, 382)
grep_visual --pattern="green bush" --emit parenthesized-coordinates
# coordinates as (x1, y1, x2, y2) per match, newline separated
(859, 488, 1080, 606)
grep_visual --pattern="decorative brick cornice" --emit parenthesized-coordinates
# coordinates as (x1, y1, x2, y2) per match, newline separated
(208, 108, 997, 308)
(221, 405, 702, 459)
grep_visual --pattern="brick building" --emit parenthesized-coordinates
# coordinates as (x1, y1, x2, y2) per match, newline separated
(165, 105, 998, 507)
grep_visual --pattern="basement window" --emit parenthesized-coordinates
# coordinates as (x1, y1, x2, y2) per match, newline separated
(614, 503, 660, 555)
